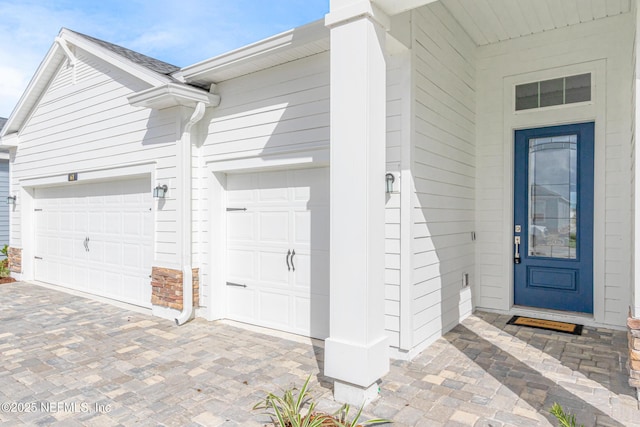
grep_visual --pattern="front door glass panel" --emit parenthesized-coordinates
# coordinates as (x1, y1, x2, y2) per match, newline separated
(528, 135, 577, 259)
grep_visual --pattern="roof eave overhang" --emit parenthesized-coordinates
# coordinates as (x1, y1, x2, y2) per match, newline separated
(177, 19, 329, 85)
(1, 28, 175, 138)
(0, 132, 19, 148)
(128, 83, 220, 110)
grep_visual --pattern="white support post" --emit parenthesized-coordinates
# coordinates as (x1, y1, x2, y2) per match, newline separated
(324, 0, 390, 406)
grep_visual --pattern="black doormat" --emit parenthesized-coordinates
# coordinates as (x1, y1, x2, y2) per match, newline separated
(507, 315, 583, 335)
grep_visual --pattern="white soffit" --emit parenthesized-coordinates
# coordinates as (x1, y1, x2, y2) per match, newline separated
(440, 0, 632, 47)
(374, 0, 438, 15)
(178, 19, 329, 86)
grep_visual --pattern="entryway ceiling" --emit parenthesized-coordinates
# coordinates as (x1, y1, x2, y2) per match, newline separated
(439, 0, 632, 46)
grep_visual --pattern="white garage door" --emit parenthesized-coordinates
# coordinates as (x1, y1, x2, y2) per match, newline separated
(226, 167, 329, 339)
(34, 177, 152, 308)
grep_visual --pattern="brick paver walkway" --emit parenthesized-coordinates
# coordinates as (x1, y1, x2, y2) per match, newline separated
(0, 282, 638, 426)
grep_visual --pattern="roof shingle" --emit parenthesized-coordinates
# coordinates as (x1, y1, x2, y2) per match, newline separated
(67, 29, 180, 76)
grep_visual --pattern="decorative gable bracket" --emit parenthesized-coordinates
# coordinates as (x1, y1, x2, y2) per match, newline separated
(55, 37, 78, 83)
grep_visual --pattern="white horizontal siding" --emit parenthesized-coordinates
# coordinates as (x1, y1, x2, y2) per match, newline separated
(11, 51, 180, 265)
(411, 2, 476, 350)
(202, 52, 329, 161)
(384, 53, 406, 349)
(475, 12, 634, 327)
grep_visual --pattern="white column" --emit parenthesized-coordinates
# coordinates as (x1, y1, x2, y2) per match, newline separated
(324, 0, 390, 406)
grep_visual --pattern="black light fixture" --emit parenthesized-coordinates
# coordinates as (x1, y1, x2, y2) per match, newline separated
(385, 173, 395, 194)
(153, 184, 168, 199)
(6, 195, 16, 205)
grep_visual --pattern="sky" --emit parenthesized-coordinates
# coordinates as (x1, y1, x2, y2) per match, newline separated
(0, 0, 329, 118)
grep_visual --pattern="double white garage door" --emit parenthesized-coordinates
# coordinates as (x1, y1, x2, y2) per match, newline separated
(32, 169, 328, 338)
(34, 177, 152, 308)
(226, 167, 330, 339)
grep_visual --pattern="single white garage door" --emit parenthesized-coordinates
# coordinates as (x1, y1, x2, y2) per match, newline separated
(34, 177, 152, 308)
(226, 167, 329, 339)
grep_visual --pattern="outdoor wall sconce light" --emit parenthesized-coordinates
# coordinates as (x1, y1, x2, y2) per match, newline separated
(6, 195, 16, 205)
(385, 173, 395, 194)
(153, 185, 168, 199)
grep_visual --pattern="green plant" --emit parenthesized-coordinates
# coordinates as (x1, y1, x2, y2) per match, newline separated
(333, 403, 391, 427)
(0, 263, 10, 278)
(1, 244, 8, 259)
(550, 403, 583, 427)
(254, 376, 392, 427)
(253, 375, 330, 427)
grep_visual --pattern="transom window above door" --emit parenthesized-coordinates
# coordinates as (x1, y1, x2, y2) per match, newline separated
(515, 73, 591, 111)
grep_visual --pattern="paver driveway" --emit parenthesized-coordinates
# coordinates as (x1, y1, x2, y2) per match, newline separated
(0, 282, 639, 426)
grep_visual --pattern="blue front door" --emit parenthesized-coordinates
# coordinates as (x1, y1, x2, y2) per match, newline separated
(514, 123, 594, 313)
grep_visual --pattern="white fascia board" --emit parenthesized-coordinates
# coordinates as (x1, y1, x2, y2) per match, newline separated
(127, 83, 220, 110)
(0, 43, 66, 137)
(179, 19, 328, 83)
(60, 29, 171, 87)
(0, 133, 19, 148)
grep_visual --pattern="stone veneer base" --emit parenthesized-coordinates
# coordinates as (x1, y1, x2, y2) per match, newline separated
(151, 267, 199, 310)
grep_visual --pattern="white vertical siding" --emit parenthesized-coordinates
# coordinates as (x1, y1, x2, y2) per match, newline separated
(476, 13, 634, 327)
(11, 51, 181, 265)
(411, 3, 476, 349)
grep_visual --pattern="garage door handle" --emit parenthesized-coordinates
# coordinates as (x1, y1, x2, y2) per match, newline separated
(226, 282, 247, 288)
(286, 249, 291, 271)
(291, 249, 295, 272)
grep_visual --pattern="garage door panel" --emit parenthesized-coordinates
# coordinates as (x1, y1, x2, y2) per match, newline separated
(258, 171, 289, 201)
(228, 287, 255, 320)
(259, 291, 290, 327)
(123, 213, 142, 235)
(227, 213, 253, 241)
(89, 212, 104, 234)
(105, 212, 121, 234)
(292, 253, 310, 289)
(293, 211, 310, 245)
(259, 211, 289, 243)
(259, 251, 290, 285)
(228, 249, 255, 281)
(122, 244, 142, 268)
(294, 296, 310, 332)
(74, 212, 88, 233)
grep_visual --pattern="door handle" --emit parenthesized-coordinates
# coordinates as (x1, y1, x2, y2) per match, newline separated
(286, 249, 291, 271)
(514, 236, 521, 264)
(291, 249, 295, 272)
(83, 237, 88, 252)
(86, 237, 90, 252)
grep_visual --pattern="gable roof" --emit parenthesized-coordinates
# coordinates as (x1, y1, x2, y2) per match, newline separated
(67, 30, 180, 76)
(0, 28, 204, 138)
